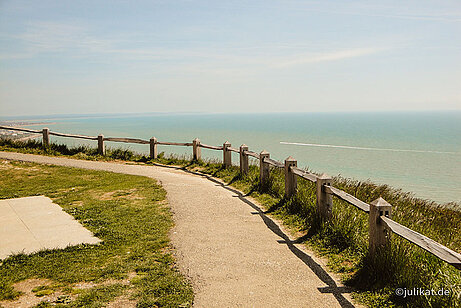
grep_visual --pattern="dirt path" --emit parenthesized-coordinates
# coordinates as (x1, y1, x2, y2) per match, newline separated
(0, 152, 359, 308)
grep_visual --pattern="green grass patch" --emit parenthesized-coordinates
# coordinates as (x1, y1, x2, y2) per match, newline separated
(0, 160, 193, 307)
(0, 138, 149, 162)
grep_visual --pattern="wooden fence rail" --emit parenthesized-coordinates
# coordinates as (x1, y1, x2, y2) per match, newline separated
(200, 143, 223, 150)
(381, 216, 461, 269)
(244, 150, 260, 159)
(1, 124, 460, 270)
(263, 157, 284, 168)
(156, 141, 193, 146)
(324, 185, 370, 213)
(290, 166, 317, 183)
(104, 137, 150, 144)
(0, 125, 41, 134)
(49, 131, 97, 140)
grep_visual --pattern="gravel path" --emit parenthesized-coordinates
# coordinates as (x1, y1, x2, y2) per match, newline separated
(0, 152, 359, 308)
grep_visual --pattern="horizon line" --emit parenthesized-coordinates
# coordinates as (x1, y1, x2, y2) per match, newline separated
(1, 109, 461, 121)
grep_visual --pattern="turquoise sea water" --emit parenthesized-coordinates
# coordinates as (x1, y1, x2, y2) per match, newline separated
(13, 111, 461, 204)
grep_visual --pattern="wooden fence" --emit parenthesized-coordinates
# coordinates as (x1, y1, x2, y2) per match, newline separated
(1, 125, 460, 270)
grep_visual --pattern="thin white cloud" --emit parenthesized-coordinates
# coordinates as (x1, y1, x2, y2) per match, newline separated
(209, 1, 461, 22)
(173, 47, 385, 75)
(266, 1, 461, 23)
(0, 20, 387, 78)
(329, 11, 461, 22)
(272, 48, 383, 68)
(10, 21, 117, 55)
(3, 22, 384, 67)
(0, 52, 35, 60)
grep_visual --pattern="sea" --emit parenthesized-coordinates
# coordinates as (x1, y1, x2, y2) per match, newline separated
(3, 111, 460, 205)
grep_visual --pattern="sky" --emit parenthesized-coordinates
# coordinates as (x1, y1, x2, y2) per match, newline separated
(0, 0, 460, 116)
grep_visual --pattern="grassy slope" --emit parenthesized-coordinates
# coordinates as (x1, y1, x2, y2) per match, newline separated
(0, 159, 193, 308)
(1, 139, 460, 307)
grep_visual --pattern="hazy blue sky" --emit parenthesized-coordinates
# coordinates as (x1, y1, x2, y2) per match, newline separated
(1, 0, 460, 116)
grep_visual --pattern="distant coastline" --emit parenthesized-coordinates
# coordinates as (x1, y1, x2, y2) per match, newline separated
(0, 121, 55, 141)
(0, 121, 55, 126)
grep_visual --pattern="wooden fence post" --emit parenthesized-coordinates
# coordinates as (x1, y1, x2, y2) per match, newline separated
(316, 173, 333, 220)
(369, 197, 392, 256)
(42, 128, 50, 147)
(98, 134, 105, 155)
(223, 141, 231, 167)
(284, 156, 297, 198)
(150, 137, 158, 159)
(239, 144, 249, 175)
(259, 150, 270, 191)
(193, 138, 201, 161)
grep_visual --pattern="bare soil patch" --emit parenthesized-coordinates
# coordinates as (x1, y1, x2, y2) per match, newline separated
(1, 273, 141, 308)
(0, 279, 71, 308)
(96, 188, 143, 201)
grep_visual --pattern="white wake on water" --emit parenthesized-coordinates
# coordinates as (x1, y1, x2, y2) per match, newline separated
(279, 141, 457, 154)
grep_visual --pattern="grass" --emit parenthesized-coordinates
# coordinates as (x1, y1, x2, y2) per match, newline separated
(1, 138, 461, 307)
(0, 159, 193, 308)
(0, 138, 144, 162)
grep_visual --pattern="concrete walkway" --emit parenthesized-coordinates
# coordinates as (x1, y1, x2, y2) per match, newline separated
(0, 152, 358, 308)
(0, 196, 101, 259)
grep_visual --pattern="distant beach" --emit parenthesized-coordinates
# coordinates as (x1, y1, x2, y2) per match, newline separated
(0, 121, 55, 141)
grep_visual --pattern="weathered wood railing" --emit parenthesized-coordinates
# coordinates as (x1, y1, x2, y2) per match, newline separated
(1, 124, 460, 270)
